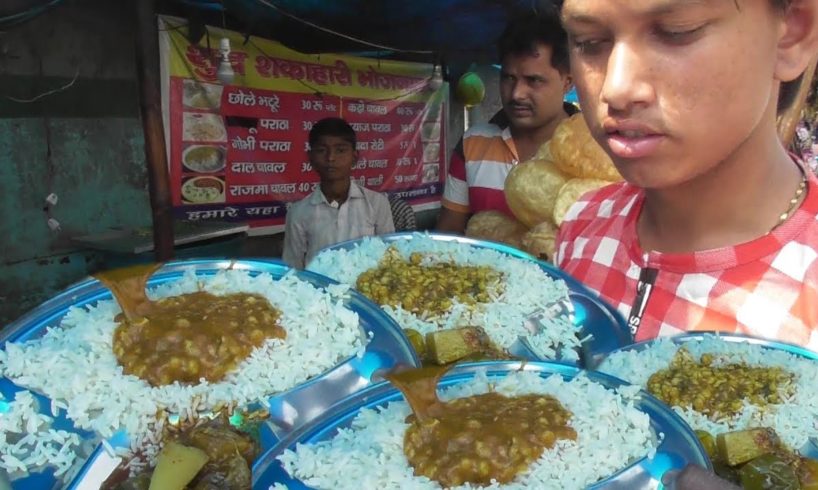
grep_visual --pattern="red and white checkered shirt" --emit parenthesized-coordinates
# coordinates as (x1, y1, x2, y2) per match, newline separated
(555, 173, 818, 352)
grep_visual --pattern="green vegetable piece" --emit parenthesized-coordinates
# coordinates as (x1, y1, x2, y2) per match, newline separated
(712, 462, 741, 485)
(148, 442, 209, 490)
(403, 328, 427, 359)
(695, 430, 719, 462)
(739, 454, 799, 490)
(798, 457, 818, 490)
(716, 428, 779, 466)
(425, 327, 489, 365)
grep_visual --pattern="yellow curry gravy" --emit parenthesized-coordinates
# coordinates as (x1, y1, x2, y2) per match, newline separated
(387, 366, 576, 487)
(96, 263, 285, 387)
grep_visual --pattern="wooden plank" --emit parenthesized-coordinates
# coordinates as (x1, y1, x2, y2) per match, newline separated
(134, 0, 175, 261)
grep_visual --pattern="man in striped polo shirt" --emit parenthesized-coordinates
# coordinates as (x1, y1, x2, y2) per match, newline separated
(437, 11, 578, 234)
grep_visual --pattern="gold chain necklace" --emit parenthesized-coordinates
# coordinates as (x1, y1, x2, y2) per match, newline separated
(772, 175, 807, 230)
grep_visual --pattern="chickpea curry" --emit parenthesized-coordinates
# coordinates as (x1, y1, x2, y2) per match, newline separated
(96, 263, 285, 387)
(356, 248, 504, 317)
(387, 366, 576, 487)
(647, 349, 794, 419)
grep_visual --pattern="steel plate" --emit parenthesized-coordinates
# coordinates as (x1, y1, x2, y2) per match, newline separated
(312, 232, 631, 368)
(0, 259, 419, 489)
(252, 360, 711, 489)
(598, 332, 818, 459)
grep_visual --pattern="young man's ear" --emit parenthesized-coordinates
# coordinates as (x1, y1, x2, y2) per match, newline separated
(776, 0, 818, 82)
(563, 74, 574, 94)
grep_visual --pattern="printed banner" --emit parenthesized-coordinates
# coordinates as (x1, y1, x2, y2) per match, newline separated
(159, 16, 447, 233)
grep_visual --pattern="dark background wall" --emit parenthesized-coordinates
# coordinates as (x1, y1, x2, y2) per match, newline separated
(0, 0, 504, 328)
(1, 0, 150, 325)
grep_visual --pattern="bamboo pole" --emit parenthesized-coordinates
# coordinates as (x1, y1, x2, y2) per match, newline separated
(778, 54, 818, 147)
(135, 0, 174, 261)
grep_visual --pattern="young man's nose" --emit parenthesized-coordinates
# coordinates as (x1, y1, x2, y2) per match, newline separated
(601, 42, 654, 112)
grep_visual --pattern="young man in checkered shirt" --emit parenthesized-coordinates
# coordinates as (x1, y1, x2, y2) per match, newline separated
(556, 0, 818, 352)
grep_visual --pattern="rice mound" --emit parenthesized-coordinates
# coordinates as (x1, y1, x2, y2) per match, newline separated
(599, 335, 818, 451)
(0, 391, 83, 479)
(276, 369, 657, 490)
(0, 269, 366, 478)
(307, 233, 578, 360)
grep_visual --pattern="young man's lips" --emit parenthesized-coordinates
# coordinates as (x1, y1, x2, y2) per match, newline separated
(605, 132, 664, 159)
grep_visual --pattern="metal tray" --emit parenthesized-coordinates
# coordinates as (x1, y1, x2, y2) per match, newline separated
(0, 259, 419, 489)
(253, 361, 711, 489)
(312, 232, 632, 368)
(597, 332, 818, 459)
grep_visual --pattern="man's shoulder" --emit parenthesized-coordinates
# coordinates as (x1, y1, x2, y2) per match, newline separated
(464, 121, 505, 140)
(560, 182, 640, 230)
(287, 192, 316, 215)
(556, 181, 639, 267)
(354, 183, 390, 203)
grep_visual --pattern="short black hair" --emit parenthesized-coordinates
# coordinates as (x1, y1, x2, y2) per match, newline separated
(309, 117, 356, 147)
(497, 8, 569, 73)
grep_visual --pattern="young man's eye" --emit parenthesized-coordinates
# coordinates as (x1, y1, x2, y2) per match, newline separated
(571, 38, 609, 56)
(654, 24, 706, 44)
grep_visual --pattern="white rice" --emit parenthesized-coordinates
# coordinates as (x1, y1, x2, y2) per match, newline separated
(276, 369, 657, 490)
(0, 390, 82, 479)
(0, 269, 367, 478)
(308, 233, 578, 360)
(599, 335, 818, 451)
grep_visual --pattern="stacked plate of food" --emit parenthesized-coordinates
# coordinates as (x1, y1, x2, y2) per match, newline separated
(307, 232, 630, 367)
(253, 361, 711, 489)
(0, 259, 418, 489)
(598, 333, 818, 488)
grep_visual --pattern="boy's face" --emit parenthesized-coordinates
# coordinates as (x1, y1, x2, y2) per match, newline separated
(562, 0, 785, 189)
(309, 135, 358, 183)
(500, 43, 572, 133)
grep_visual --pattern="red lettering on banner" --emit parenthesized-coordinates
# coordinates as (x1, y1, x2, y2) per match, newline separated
(356, 66, 426, 91)
(255, 57, 352, 86)
(184, 45, 248, 81)
(167, 33, 446, 231)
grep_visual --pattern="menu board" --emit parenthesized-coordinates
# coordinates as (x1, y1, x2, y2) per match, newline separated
(160, 17, 447, 233)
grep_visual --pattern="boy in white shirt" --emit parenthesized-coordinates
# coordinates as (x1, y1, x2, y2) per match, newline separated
(282, 117, 394, 268)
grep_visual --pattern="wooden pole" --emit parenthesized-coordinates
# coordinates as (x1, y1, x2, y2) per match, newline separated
(135, 0, 174, 261)
(778, 54, 818, 147)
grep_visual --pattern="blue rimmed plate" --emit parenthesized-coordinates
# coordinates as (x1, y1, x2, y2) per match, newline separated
(312, 232, 631, 368)
(252, 360, 711, 489)
(0, 259, 419, 489)
(597, 331, 818, 460)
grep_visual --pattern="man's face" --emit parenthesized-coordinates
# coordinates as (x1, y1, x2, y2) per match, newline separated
(309, 135, 357, 183)
(561, 0, 783, 189)
(499, 43, 571, 133)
